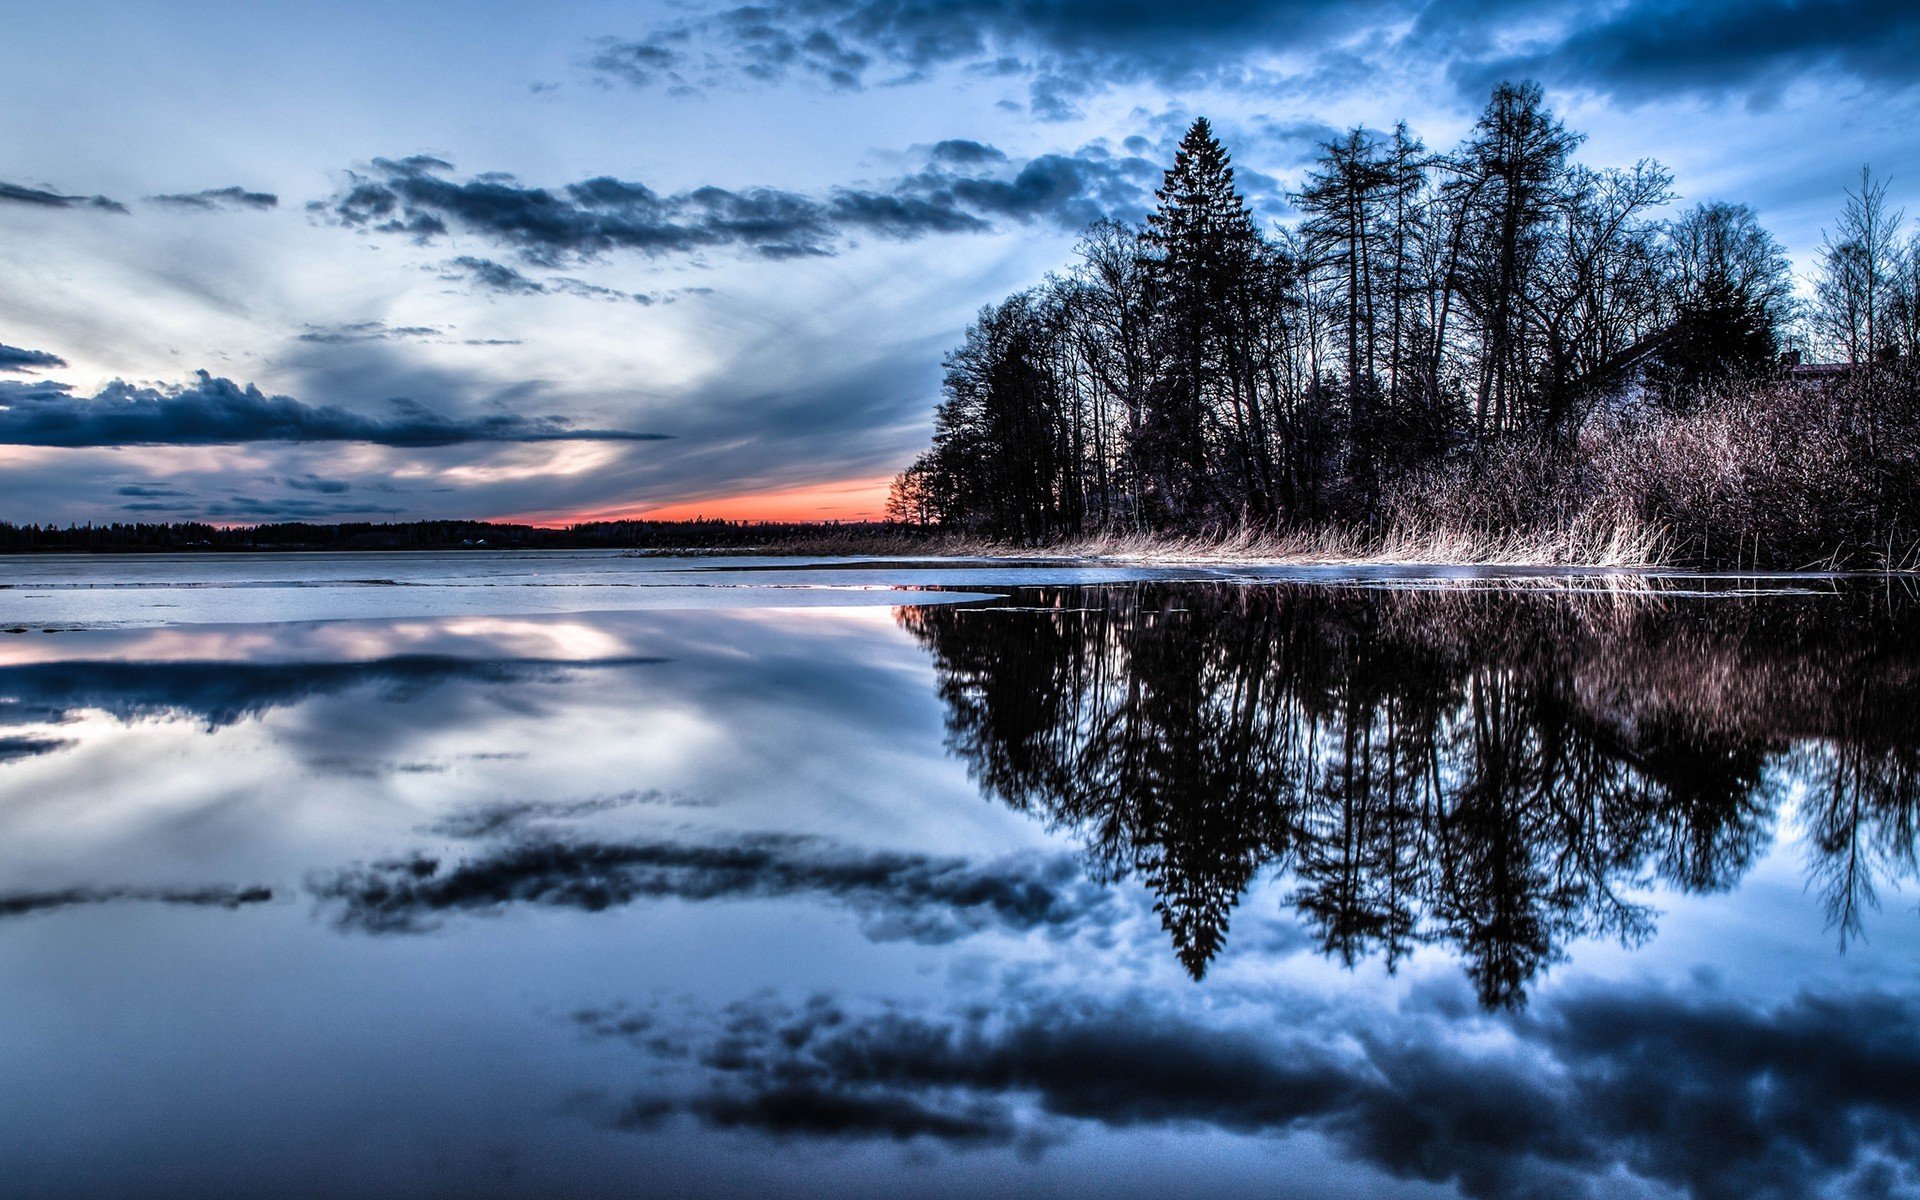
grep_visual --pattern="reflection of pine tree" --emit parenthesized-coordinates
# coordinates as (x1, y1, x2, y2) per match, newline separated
(901, 583, 1920, 1005)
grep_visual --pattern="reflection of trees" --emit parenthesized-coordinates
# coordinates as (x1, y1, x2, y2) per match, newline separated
(901, 584, 1920, 1006)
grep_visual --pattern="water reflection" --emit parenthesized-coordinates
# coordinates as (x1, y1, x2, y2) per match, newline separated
(585, 975, 1920, 1200)
(313, 829, 1114, 945)
(3, 584, 1919, 1198)
(901, 582, 1920, 1005)
(0, 655, 663, 730)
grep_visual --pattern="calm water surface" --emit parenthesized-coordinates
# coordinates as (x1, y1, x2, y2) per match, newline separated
(1, 552, 1917, 1199)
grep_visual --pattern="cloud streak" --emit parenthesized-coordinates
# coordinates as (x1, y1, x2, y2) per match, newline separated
(147, 186, 279, 210)
(0, 344, 67, 373)
(320, 148, 1153, 264)
(0, 884, 272, 919)
(0, 180, 127, 212)
(0, 371, 665, 447)
(311, 832, 1118, 943)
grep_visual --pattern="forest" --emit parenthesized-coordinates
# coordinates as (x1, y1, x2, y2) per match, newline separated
(0, 517, 922, 554)
(889, 82, 1920, 569)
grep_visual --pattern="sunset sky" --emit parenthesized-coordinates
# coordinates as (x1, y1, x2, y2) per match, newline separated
(3, 0, 1916, 525)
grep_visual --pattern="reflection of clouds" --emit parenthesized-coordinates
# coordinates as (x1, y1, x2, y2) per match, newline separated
(0, 615, 667, 667)
(422, 789, 685, 839)
(311, 832, 1117, 944)
(0, 655, 664, 731)
(584, 979, 1920, 1200)
(0, 883, 271, 919)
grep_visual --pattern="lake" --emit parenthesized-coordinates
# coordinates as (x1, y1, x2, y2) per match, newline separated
(2, 552, 1917, 1199)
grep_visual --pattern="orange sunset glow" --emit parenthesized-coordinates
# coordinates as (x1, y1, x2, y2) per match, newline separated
(525, 474, 896, 526)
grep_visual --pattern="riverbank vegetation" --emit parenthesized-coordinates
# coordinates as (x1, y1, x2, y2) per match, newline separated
(889, 82, 1920, 569)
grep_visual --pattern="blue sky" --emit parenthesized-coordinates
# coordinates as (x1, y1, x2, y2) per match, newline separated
(3, 0, 1917, 525)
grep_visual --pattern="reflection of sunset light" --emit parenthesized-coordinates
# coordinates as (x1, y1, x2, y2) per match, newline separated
(0, 617, 639, 666)
(435, 618, 629, 660)
(526, 474, 893, 526)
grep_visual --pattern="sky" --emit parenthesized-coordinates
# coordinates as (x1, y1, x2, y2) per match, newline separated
(2, 0, 1918, 527)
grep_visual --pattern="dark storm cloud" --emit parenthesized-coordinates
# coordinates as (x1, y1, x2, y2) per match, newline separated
(0, 884, 272, 919)
(146, 186, 279, 210)
(0, 371, 666, 446)
(0, 656, 664, 731)
(311, 833, 1118, 943)
(595, 981, 1920, 1199)
(590, 0, 1410, 115)
(595, 0, 1920, 115)
(1457, 0, 1920, 103)
(113, 483, 187, 498)
(320, 148, 1151, 265)
(0, 344, 67, 373)
(0, 180, 127, 212)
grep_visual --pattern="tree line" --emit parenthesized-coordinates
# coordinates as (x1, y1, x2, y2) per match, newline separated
(890, 82, 1920, 563)
(0, 518, 928, 554)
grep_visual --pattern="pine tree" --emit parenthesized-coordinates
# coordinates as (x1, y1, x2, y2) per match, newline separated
(1141, 118, 1264, 522)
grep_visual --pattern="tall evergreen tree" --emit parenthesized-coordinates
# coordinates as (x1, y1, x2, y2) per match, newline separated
(1142, 118, 1264, 522)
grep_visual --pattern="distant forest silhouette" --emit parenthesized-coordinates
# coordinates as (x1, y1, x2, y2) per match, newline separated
(902, 582, 1920, 1006)
(0, 517, 930, 553)
(890, 82, 1920, 568)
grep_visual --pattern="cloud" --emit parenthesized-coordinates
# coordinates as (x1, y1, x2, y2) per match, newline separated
(445, 256, 547, 295)
(0, 370, 666, 446)
(197, 496, 406, 519)
(592, 0, 1920, 116)
(0, 344, 67, 373)
(440, 256, 654, 303)
(424, 789, 676, 839)
(0, 734, 72, 764)
(283, 473, 350, 494)
(0, 884, 272, 918)
(591, 980, 1920, 1199)
(588, 0, 1409, 116)
(320, 148, 1151, 265)
(896, 147, 1160, 228)
(0, 180, 127, 212)
(311, 832, 1118, 942)
(146, 186, 279, 210)
(296, 320, 448, 344)
(1454, 0, 1920, 103)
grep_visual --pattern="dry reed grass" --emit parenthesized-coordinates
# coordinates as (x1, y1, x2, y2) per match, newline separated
(742, 513, 1670, 569)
